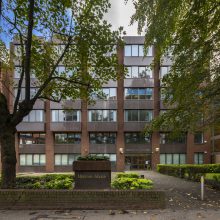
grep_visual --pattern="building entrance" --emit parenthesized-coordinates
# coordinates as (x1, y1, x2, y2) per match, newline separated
(125, 154, 151, 170)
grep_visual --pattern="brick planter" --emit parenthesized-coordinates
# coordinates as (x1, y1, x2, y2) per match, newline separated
(73, 161, 111, 189)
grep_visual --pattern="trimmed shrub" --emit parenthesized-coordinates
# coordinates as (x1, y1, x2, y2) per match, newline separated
(77, 155, 109, 161)
(115, 173, 140, 179)
(0, 174, 74, 189)
(157, 164, 220, 181)
(111, 172, 153, 190)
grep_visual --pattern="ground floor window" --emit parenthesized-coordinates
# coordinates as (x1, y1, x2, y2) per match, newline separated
(194, 152, 204, 164)
(54, 154, 80, 166)
(160, 153, 186, 164)
(20, 154, 46, 166)
(90, 154, 116, 167)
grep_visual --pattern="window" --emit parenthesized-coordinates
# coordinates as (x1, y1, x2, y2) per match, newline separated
(19, 133, 45, 145)
(194, 152, 204, 164)
(125, 88, 153, 100)
(125, 66, 153, 78)
(160, 154, 186, 164)
(20, 154, 46, 166)
(51, 110, 81, 122)
(90, 133, 116, 144)
(23, 110, 44, 122)
(124, 45, 153, 57)
(194, 132, 204, 144)
(55, 133, 81, 144)
(55, 66, 74, 77)
(14, 66, 36, 78)
(160, 66, 171, 78)
(88, 110, 117, 122)
(92, 88, 117, 100)
(160, 133, 186, 144)
(14, 87, 38, 101)
(125, 133, 150, 144)
(55, 154, 80, 166)
(90, 154, 116, 164)
(125, 110, 153, 122)
(14, 45, 22, 57)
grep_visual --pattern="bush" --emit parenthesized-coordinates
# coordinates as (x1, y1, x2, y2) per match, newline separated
(5, 174, 75, 189)
(77, 155, 109, 161)
(111, 172, 153, 190)
(115, 173, 140, 179)
(157, 164, 220, 181)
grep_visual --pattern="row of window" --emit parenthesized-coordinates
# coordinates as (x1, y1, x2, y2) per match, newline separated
(19, 132, 205, 145)
(15, 87, 155, 101)
(14, 65, 170, 79)
(19, 152, 204, 166)
(160, 152, 204, 165)
(124, 45, 153, 57)
(19, 154, 116, 166)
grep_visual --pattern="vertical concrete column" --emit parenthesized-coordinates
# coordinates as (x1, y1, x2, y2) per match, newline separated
(151, 45, 160, 170)
(186, 132, 194, 164)
(45, 100, 54, 172)
(81, 100, 89, 156)
(116, 43, 125, 171)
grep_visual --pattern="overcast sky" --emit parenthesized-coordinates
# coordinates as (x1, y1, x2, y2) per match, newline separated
(104, 0, 139, 36)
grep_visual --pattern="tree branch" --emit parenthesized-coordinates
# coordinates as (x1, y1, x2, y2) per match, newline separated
(24, 0, 35, 101)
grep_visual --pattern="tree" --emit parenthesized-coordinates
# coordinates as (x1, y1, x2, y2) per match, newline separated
(131, 0, 220, 136)
(0, 0, 123, 188)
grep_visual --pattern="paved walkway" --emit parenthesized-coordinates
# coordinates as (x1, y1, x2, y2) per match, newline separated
(0, 171, 220, 220)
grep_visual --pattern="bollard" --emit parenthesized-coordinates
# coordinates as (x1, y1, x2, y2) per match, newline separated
(201, 175, 204, 201)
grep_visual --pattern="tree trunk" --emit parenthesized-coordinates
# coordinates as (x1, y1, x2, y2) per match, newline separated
(0, 129, 17, 188)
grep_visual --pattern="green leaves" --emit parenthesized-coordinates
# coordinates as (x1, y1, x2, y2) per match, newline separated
(133, 0, 220, 134)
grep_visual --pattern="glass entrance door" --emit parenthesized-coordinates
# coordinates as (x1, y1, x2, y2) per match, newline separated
(125, 154, 151, 170)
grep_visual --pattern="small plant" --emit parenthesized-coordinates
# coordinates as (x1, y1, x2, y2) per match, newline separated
(111, 172, 153, 190)
(77, 155, 109, 161)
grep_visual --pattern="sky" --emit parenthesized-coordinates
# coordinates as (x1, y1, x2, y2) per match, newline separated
(104, 0, 139, 36)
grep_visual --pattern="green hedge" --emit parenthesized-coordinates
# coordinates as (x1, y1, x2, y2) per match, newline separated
(0, 174, 74, 189)
(157, 164, 220, 181)
(111, 173, 153, 190)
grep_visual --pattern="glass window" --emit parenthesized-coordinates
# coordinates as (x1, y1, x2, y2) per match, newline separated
(22, 110, 44, 122)
(125, 110, 152, 122)
(131, 45, 138, 56)
(138, 45, 144, 56)
(19, 154, 45, 166)
(89, 133, 116, 144)
(51, 110, 80, 122)
(194, 132, 204, 144)
(147, 46, 153, 56)
(160, 66, 170, 78)
(194, 152, 204, 164)
(14, 67, 22, 78)
(20, 155, 25, 166)
(125, 45, 132, 56)
(19, 133, 45, 145)
(125, 66, 153, 78)
(166, 154, 172, 164)
(88, 110, 117, 122)
(180, 154, 186, 164)
(55, 133, 81, 144)
(160, 154, 166, 164)
(125, 132, 150, 144)
(173, 154, 179, 164)
(55, 154, 80, 166)
(131, 66, 139, 78)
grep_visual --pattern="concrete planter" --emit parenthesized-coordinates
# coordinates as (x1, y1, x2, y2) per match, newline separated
(73, 161, 111, 189)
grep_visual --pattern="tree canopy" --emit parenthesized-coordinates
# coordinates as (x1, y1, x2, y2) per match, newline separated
(132, 0, 220, 135)
(0, 0, 123, 188)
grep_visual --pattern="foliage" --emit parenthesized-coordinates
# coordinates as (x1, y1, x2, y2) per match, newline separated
(0, 174, 74, 189)
(111, 172, 153, 190)
(0, 0, 123, 188)
(115, 172, 140, 179)
(157, 164, 220, 181)
(77, 155, 109, 161)
(132, 0, 220, 135)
